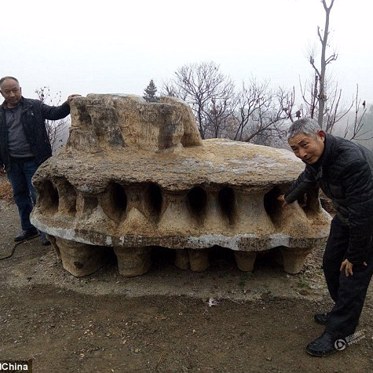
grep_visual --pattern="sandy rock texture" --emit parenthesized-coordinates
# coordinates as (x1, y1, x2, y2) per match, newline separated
(31, 95, 330, 277)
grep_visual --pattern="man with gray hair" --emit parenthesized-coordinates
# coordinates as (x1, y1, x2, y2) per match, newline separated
(280, 118, 373, 356)
(0, 76, 79, 244)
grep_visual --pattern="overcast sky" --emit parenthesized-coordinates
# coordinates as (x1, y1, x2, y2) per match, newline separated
(1, 0, 372, 106)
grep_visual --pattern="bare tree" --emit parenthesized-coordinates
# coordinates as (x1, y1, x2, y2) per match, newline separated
(299, 75, 354, 134)
(163, 64, 296, 145)
(232, 80, 294, 145)
(162, 62, 235, 139)
(308, 0, 337, 128)
(163, 80, 188, 101)
(232, 80, 268, 141)
(35, 86, 70, 152)
(297, 0, 368, 140)
(343, 86, 372, 141)
(204, 97, 235, 138)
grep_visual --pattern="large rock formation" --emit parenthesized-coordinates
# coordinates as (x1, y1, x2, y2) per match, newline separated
(31, 94, 331, 277)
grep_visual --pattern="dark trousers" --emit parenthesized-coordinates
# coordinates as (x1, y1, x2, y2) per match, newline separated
(6, 157, 38, 231)
(323, 216, 373, 338)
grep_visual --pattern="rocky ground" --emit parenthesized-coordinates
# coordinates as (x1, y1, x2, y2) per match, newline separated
(0, 179, 372, 372)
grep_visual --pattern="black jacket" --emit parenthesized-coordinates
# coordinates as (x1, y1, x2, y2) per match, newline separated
(0, 97, 70, 170)
(285, 133, 373, 264)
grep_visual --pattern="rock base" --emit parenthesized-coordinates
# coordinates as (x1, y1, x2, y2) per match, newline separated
(53, 237, 109, 277)
(51, 237, 312, 277)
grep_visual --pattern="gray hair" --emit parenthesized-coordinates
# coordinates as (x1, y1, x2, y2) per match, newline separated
(287, 118, 322, 139)
(0, 76, 19, 88)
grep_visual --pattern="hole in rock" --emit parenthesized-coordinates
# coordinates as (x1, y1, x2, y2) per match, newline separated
(187, 186, 207, 220)
(301, 187, 322, 215)
(263, 186, 282, 223)
(145, 183, 163, 219)
(102, 183, 127, 222)
(39, 180, 59, 214)
(218, 187, 236, 224)
(58, 179, 77, 215)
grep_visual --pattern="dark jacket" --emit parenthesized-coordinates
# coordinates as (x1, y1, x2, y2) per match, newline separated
(0, 97, 70, 170)
(285, 133, 373, 264)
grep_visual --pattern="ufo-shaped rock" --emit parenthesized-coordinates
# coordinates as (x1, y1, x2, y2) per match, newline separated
(31, 94, 331, 277)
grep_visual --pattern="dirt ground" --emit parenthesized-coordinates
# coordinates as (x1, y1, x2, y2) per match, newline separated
(0, 191, 372, 372)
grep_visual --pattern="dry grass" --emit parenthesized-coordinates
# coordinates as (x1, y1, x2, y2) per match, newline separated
(0, 175, 13, 203)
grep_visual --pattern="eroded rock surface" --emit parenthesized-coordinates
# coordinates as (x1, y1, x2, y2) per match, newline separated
(31, 94, 331, 277)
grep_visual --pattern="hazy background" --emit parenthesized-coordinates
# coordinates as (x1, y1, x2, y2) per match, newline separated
(1, 0, 372, 105)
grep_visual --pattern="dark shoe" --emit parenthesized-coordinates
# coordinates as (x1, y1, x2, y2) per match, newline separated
(39, 232, 51, 246)
(314, 312, 330, 325)
(306, 332, 343, 357)
(14, 228, 39, 242)
(41, 237, 51, 246)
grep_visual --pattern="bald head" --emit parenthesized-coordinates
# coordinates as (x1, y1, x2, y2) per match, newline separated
(0, 76, 22, 108)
